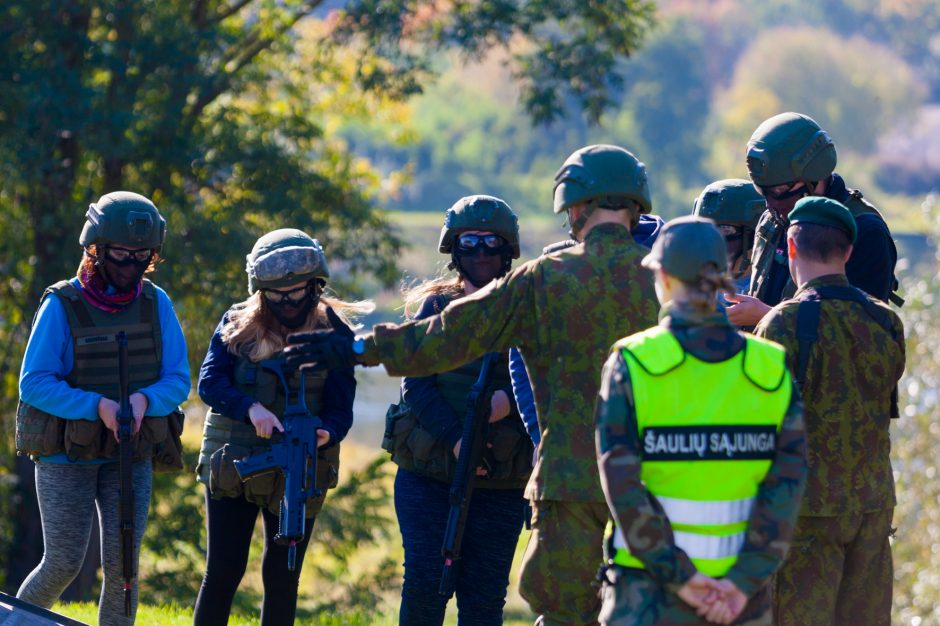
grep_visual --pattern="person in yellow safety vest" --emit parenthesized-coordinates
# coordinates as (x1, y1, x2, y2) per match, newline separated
(593, 215, 808, 626)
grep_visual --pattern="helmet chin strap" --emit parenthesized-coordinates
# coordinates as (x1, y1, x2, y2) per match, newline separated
(566, 204, 596, 241)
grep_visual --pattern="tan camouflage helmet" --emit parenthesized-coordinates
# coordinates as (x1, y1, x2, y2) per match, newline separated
(246, 229, 329, 294)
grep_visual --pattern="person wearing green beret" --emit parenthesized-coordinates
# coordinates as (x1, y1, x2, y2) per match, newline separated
(726, 112, 902, 329)
(754, 196, 906, 626)
(594, 216, 808, 625)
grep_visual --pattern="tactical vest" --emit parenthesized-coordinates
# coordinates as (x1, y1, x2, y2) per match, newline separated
(749, 188, 902, 306)
(606, 327, 790, 577)
(382, 297, 533, 488)
(15, 279, 182, 469)
(196, 351, 339, 518)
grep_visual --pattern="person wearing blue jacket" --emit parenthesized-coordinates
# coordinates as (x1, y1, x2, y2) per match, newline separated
(15, 192, 190, 626)
(193, 229, 369, 626)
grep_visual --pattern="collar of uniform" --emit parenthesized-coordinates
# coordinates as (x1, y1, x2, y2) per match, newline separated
(657, 301, 733, 329)
(794, 273, 850, 298)
(582, 221, 635, 249)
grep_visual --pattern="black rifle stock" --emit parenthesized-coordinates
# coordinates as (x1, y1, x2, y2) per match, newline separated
(233, 359, 322, 571)
(439, 352, 499, 596)
(116, 331, 135, 617)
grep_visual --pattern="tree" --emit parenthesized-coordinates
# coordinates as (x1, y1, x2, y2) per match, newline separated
(705, 25, 926, 179)
(0, 0, 656, 595)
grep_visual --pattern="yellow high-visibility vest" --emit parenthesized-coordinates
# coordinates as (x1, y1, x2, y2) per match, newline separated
(607, 326, 791, 577)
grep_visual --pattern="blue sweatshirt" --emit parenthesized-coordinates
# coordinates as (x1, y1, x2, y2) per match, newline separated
(197, 311, 355, 445)
(19, 277, 191, 464)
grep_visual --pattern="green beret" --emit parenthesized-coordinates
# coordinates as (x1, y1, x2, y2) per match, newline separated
(788, 196, 857, 244)
(641, 216, 727, 282)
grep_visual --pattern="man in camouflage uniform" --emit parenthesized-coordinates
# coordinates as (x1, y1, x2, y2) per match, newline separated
(595, 217, 807, 626)
(754, 197, 905, 626)
(287, 144, 660, 625)
(727, 112, 901, 328)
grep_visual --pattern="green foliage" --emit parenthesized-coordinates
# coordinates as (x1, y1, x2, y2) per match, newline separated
(137, 447, 400, 619)
(337, 0, 657, 124)
(305, 456, 400, 615)
(140, 449, 207, 607)
(707, 25, 925, 178)
(893, 193, 940, 625)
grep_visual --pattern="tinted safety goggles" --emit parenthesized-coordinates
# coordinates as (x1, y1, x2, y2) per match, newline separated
(105, 246, 154, 263)
(455, 233, 507, 254)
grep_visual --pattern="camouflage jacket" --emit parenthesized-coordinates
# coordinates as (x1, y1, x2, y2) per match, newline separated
(595, 304, 807, 596)
(362, 222, 659, 502)
(754, 274, 905, 516)
(748, 173, 898, 306)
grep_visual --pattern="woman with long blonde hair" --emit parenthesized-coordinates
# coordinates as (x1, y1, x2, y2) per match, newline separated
(193, 228, 371, 626)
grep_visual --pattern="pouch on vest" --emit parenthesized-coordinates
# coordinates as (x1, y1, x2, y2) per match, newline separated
(209, 443, 251, 499)
(264, 444, 341, 518)
(14, 401, 65, 457)
(481, 421, 528, 481)
(382, 399, 410, 455)
(64, 419, 107, 462)
(135, 414, 167, 462)
(152, 408, 185, 473)
(406, 423, 444, 474)
(243, 468, 279, 508)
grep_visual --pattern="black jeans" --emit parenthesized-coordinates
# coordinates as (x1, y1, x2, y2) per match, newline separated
(193, 486, 315, 626)
(395, 467, 526, 626)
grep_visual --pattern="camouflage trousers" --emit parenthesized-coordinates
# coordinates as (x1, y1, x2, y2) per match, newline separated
(598, 567, 772, 626)
(773, 509, 894, 626)
(518, 499, 608, 626)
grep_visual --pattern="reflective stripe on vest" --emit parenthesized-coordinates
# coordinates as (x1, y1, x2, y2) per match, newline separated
(607, 326, 790, 577)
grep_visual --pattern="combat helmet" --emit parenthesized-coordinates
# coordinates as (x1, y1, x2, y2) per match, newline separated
(553, 145, 652, 215)
(246, 229, 329, 294)
(553, 144, 651, 239)
(746, 112, 837, 187)
(693, 179, 766, 278)
(79, 191, 166, 251)
(438, 195, 520, 259)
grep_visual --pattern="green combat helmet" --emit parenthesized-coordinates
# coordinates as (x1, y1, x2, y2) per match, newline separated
(79, 191, 166, 251)
(693, 178, 766, 278)
(438, 195, 521, 259)
(746, 112, 837, 187)
(246, 229, 330, 294)
(553, 144, 652, 239)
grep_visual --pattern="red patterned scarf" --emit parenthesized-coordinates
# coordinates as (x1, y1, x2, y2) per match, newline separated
(78, 268, 141, 313)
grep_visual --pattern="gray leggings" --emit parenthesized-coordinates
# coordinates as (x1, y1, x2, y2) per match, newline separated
(17, 460, 152, 626)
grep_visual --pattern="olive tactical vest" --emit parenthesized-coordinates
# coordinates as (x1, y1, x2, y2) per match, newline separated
(384, 294, 533, 488)
(15, 279, 167, 461)
(197, 352, 327, 481)
(196, 350, 338, 517)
